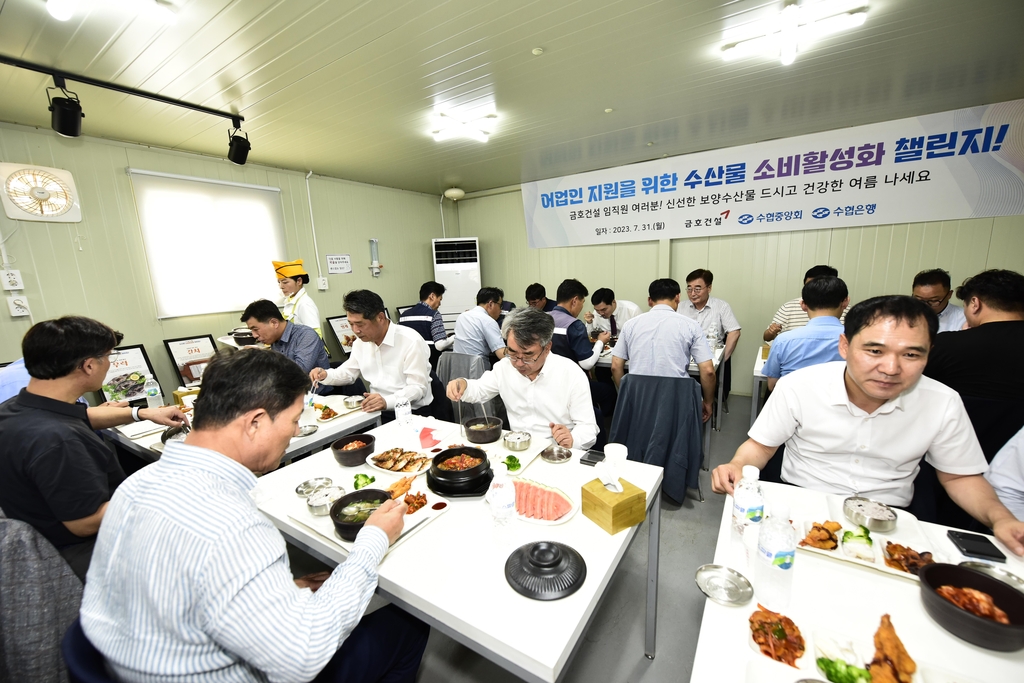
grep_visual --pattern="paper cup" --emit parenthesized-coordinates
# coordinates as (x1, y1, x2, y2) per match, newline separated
(604, 443, 628, 466)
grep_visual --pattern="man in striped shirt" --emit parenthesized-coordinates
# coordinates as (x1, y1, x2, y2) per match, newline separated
(81, 348, 428, 683)
(763, 265, 848, 342)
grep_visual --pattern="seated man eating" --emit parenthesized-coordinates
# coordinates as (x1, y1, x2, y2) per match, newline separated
(712, 295, 1024, 555)
(81, 348, 428, 682)
(446, 307, 598, 449)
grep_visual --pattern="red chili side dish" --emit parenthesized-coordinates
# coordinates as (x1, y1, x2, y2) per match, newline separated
(438, 455, 482, 471)
(341, 440, 367, 451)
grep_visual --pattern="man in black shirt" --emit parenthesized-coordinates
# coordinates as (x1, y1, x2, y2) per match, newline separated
(919, 269, 1024, 528)
(0, 317, 186, 580)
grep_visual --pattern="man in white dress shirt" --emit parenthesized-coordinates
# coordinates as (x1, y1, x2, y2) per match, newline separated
(584, 288, 641, 336)
(452, 287, 507, 361)
(311, 289, 432, 420)
(446, 307, 598, 449)
(81, 348, 428, 683)
(912, 268, 967, 333)
(713, 295, 1024, 556)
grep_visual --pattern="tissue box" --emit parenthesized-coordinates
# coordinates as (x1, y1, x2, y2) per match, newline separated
(172, 387, 201, 406)
(581, 478, 646, 535)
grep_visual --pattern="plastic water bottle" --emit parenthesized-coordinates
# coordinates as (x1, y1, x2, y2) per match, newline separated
(732, 465, 765, 535)
(487, 463, 516, 529)
(754, 503, 796, 610)
(143, 375, 163, 409)
(394, 398, 412, 426)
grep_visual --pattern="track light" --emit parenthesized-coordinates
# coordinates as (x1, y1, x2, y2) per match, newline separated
(227, 120, 250, 165)
(46, 78, 83, 138)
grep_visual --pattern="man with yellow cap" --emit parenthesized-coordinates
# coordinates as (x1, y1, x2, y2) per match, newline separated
(273, 259, 322, 337)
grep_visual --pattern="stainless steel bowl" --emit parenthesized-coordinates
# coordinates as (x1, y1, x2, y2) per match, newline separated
(295, 477, 332, 497)
(344, 395, 364, 409)
(843, 496, 898, 533)
(306, 486, 345, 516)
(503, 431, 532, 451)
(540, 445, 572, 464)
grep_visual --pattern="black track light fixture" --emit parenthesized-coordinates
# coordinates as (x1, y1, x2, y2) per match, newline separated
(46, 76, 83, 138)
(227, 117, 250, 165)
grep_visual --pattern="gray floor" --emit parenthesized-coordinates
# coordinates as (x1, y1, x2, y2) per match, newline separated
(288, 396, 753, 683)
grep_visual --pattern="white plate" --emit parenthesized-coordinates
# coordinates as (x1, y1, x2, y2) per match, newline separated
(364, 449, 431, 477)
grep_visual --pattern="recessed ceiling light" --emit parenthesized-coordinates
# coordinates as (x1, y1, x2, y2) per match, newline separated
(46, 0, 78, 21)
(647, 142, 654, 147)
(532, 48, 544, 56)
(721, 0, 868, 65)
(604, 108, 613, 113)
(430, 106, 499, 143)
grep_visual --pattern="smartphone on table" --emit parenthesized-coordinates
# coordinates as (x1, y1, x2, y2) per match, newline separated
(947, 530, 1006, 563)
(580, 450, 606, 467)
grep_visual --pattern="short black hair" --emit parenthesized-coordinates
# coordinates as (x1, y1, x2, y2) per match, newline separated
(192, 348, 309, 430)
(955, 269, 1024, 314)
(912, 268, 952, 290)
(22, 316, 124, 380)
(525, 283, 546, 301)
(649, 278, 681, 301)
(281, 274, 310, 286)
(591, 288, 615, 306)
(801, 276, 848, 311)
(476, 287, 504, 306)
(556, 279, 588, 304)
(241, 300, 283, 324)
(686, 269, 713, 286)
(844, 295, 938, 344)
(419, 281, 446, 301)
(343, 289, 387, 319)
(805, 265, 839, 281)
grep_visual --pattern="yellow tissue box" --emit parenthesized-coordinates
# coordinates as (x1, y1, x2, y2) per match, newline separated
(581, 478, 647, 535)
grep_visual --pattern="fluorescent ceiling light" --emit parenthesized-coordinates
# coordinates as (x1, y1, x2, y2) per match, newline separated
(46, 0, 178, 23)
(721, 0, 869, 65)
(430, 108, 499, 143)
(46, 0, 79, 21)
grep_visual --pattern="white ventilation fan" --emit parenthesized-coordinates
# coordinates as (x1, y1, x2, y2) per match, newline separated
(0, 163, 82, 222)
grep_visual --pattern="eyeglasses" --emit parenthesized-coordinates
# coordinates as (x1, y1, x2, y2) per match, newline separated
(914, 295, 949, 306)
(507, 351, 542, 366)
(685, 286, 705, 294)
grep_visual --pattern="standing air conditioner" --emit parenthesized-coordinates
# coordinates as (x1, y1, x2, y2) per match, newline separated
(432, 238, 480, 333)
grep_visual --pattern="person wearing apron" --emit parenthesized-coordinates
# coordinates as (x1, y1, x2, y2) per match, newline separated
(274, 259, 323, 337)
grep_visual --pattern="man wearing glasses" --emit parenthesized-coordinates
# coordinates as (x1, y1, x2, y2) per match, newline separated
(912, 268, 967, 333)
(0, 317, 187, 580)
(446, 307, 597, 449)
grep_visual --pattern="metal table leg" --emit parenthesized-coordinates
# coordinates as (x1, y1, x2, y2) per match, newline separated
(701, 414, 712, 471)
(750, 375, 761, 427)
(645, 487, 661, 659)
(714, 356, 726, 431)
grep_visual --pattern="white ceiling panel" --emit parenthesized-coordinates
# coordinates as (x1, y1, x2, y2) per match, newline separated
(0, 0, 1021, 194)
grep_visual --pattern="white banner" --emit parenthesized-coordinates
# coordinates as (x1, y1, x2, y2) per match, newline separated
(522, 99, 1024, 248)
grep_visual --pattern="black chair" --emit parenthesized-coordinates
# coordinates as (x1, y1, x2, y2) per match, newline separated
(62, 618, 115, 683)
(608, 374, 703, 503)
(427, 371, 454, 422)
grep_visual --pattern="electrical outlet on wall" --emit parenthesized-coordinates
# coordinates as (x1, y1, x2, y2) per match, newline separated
(2, 269, 23, 290)
(317, 277, 329, 291)
(7, 295, 30, 317)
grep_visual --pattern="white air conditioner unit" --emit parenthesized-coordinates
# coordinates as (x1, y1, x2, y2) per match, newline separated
(432, 237, 481, 333)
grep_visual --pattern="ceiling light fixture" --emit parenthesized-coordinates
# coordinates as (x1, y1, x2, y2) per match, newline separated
(227, 119, 251, 165)
(46, 0, 78, 21)
(721, 0, 869, 65)
(46, 77, 83, 137)
(430, 109, 498, 143)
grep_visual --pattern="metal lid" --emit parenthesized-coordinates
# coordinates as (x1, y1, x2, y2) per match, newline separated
(295, 477, 332, 497)
(297, 424, 319, 437)
(505, 541, 587, 601)
(959, 561, 1024, 593)
(843, 496, 898, 533)
(694, 564, 753, 606)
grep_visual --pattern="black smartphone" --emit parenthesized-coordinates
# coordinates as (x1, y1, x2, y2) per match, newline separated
(580, 450, 606, 467)
(947, 530, 1006, 563)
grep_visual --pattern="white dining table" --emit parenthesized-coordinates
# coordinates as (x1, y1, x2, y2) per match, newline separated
(253, 415, 665, 683)
(750, 344, 769, 428)
(689, 482, 1024, 682)
(103, 393, 381, 464)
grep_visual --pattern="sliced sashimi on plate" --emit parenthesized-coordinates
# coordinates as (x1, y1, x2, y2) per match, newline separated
(512, 478, 578, 525)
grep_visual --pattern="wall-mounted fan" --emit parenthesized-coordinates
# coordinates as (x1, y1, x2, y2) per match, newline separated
(0, 162, 82, 222)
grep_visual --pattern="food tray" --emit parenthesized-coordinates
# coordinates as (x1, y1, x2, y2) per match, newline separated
(285, 485, 448, 554)
(796, 497, 946, 581)
(465, 430, 548, 476)
(314, 400, 362, 423)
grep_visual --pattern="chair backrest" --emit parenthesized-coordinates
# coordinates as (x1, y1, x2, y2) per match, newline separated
(0, 513, 83, 683)
(436, 352, 496, 420)
(61, 618, 116, 683)
(608, 374, 703, 503)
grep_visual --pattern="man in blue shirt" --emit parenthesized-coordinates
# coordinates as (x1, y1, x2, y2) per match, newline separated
(453, 287, 507, 361)
(763, 276, 849, 391)
(0, 358, 30, 404)
(241, 300, 330, 380)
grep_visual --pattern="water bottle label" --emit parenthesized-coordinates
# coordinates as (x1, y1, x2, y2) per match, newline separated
(146, 388, 159, 397)
(758, 545, 795, 570)
(733, 502, 763, 524)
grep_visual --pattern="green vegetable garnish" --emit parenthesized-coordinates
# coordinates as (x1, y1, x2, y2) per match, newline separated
(503, 455, 521, 472)
(353, 474, 375, 490)
(772, 625, 787, 641)
(816, 657, 872, 683)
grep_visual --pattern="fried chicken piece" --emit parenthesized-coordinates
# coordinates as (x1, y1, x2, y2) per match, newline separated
(385, 476, 414, 500)
(799, 521, 839, 550)
(404, 491, 427, 514)
(868, 615, 916, 683)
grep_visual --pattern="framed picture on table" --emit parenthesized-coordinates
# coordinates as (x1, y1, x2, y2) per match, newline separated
(101, 344, 156, 403)
(163, 335, 217, 387)
(327, 315, 357, 353)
